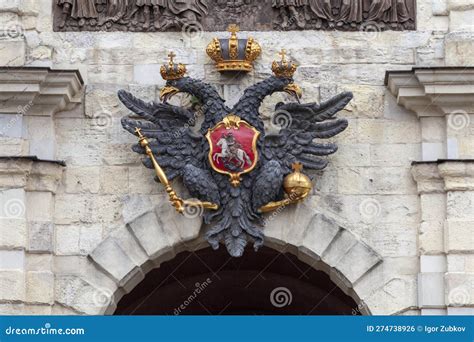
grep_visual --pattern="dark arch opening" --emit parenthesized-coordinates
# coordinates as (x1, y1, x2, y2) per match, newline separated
(114, 246, 359, 315)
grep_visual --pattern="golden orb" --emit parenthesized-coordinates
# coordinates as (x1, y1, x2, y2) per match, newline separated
(283, 163, 312, 198)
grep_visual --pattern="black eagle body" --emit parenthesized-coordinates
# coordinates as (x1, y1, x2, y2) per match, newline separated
(120, 75, 352, 257)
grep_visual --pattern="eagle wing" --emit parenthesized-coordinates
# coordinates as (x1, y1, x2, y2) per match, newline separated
(263, 91, 353, 173)
(119, 90, 205, 181)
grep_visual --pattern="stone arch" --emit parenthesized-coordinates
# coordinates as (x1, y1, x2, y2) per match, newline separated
(54, 196, 391, 316)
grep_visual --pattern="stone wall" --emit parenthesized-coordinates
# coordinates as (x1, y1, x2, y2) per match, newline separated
(0, 0, 473, 315)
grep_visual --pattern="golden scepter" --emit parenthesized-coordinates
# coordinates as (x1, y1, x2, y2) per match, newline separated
(135, 128, 219, 214)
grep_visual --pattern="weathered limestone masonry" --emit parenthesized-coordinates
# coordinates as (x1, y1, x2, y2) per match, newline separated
(0, 0, 472, 315)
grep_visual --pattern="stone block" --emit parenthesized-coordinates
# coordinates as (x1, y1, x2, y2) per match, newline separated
(28, 221, 53, 253)
(54, 194, 95, 224)
(369, 223, 418, 257)
(445, 272, 474, 307)
(418, 273, 445, 308)
(420, 255, 447, 273)
(55, 275, 114, 315)
(0, 218, 26, 248)
(420, 117, 445, 143)
(121, 194, 154, 224)
(26, 271, 54, 304)
(322, 229, 358, 267)
(447, 254, 474, 273)
(365, 276, 417, 315)
(334, 241, 382, 284)
(100, 166, 129, 194)
(422, 142, 445, 161)
(133, 64, 163, 85)
(90, 238, 138, 284)
(0, 39, 25, 66)
(128, 166, 163, 194)
(154, 200, 202, 246)
(0, 188, 26, 219)
(56, 224, 102, 256)
(300, 214, 340, 259)
(25, 116, 55, 160)
(445, 221, 474, 253)
(110, 225, 149, 271)
(420, 194, 446, 221)
(88, 64, 133, 84)
(55, 224, 80, 255)
(447, 191, 474, 220)
(0, 113, 23, 138)
(63, 167, 100, 194)
(0, 270, 25, 301)
(370, 144, 419, 167)
(0, 250, 24, 270)
(25, 254, 52, 272)
(445, 32, 474, 66)
(449, 9, 474, 31)
(419, 221, 444, 254)
(128, 212, 171, 259)
(79, 224, 103, 255)
(26, 191, 53, 221)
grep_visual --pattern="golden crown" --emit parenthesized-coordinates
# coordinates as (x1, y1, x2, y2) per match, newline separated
(206, 24, 262, 73)
(272, 49, 298, 78)
(160, 51, 187, 80)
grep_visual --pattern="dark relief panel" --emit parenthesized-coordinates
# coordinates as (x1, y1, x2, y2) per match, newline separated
(54, 0, 416, 32)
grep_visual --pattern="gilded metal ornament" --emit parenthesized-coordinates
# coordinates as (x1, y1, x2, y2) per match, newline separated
(206, 24, 262, 73)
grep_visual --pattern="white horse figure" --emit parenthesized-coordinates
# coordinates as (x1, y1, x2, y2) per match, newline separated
(213, 137, 252, 169)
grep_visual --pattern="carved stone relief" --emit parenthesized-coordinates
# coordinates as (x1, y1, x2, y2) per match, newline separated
(53, 0, 416, 32)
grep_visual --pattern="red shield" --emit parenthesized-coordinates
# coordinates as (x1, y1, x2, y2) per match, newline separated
(206, 115, 260, 187)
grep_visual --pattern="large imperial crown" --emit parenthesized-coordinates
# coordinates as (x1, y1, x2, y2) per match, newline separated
(160, 52, 187, 80)
(206, 24, 262, 73)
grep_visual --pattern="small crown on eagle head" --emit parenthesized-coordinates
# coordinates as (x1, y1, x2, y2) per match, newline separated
(272, 49, 298, 78)
(160, 51, 187, 80)
(206, 24, 262, 73)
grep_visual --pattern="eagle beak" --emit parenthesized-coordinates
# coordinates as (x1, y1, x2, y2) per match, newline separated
(159, 86, 180, 103)
(284, 83, 303, 103)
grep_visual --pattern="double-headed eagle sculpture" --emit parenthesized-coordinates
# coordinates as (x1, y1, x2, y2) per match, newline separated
(119, 45, 352, 257)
